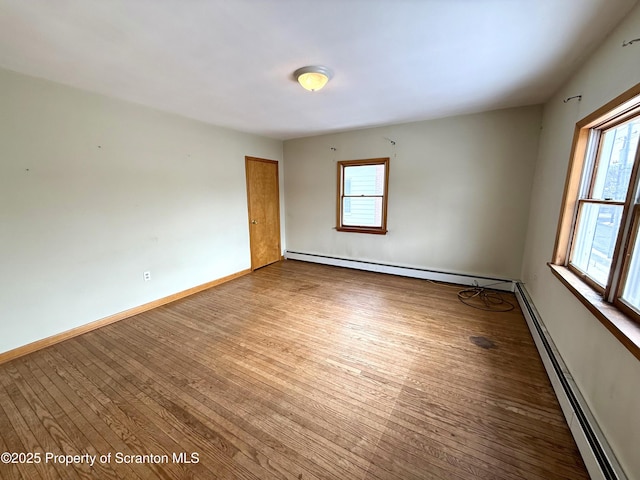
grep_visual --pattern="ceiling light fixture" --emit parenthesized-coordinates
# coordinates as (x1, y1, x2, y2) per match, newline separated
(294, 65, 332, 92)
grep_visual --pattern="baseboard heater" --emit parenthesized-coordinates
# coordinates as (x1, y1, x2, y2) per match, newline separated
(284, 251, 515, 292)
(285, 251, 627, 479)
(514, 283, 627, 480)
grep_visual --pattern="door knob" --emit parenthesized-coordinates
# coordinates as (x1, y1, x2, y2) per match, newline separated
(251, 219, 258, 224)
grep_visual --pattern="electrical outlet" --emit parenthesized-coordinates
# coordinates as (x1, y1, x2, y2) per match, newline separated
(143, 271, 151, 282)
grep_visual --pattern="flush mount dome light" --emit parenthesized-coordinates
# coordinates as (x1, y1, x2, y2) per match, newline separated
(294, 65, 332, 92)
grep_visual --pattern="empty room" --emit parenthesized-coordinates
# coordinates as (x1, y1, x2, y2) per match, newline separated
(1, 1, 639, 479)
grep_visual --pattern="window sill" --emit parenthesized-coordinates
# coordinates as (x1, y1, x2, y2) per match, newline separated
(336, 227, 387, 235)
(548, 263, 640, 361)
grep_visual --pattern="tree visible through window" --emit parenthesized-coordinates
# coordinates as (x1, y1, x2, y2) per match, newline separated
(337, 158, 389, 234)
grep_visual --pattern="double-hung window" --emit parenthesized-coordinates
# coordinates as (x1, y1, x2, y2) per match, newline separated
(337, 158, 389, 234)
(569, 115, 640, 291)
(554, 83, 640, 333)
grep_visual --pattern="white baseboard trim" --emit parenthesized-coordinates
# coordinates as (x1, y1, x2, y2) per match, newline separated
(514, 283, 627, 480)
(284, 250, 515, 291)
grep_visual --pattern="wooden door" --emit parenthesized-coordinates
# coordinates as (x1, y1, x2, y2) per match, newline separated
(245, 157, 282, 270)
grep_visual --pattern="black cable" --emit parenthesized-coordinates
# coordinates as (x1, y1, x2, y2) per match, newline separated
(457, 285, 515, 312)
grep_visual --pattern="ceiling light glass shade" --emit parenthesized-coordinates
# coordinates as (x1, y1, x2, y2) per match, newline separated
(294, 66, 332, 92)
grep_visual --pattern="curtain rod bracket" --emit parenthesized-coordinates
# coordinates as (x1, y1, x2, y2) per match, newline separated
(563, 95, 582, 103)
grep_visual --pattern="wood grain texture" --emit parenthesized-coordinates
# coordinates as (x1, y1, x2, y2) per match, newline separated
(0, 269, 250, 366)
(245, 157, 282, 270)
(0, 260, 588, 479)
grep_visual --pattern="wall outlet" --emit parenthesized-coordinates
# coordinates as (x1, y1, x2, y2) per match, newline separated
(143, 271, 151, 282)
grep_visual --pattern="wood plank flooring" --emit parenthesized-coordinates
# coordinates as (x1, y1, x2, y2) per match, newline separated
(0, 260, 589, 479)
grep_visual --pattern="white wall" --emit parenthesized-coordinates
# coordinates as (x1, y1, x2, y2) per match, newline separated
(0, 68, 283, 354)
(284, 106, 542, 280)
(521, 4, 640, 478)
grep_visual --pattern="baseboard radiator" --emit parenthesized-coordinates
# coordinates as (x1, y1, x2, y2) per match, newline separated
(514, 283, 627, 480)
(284, 251, 515, 292)
(284, 251, 626, 479)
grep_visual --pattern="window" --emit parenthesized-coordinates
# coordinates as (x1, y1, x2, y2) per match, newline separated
(337, 158, 389, 234)
(569, 117, 640, 290)
(553, 83, 640, 333)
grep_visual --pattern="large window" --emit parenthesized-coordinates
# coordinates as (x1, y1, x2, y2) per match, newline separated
(336, 158, 389, 234)
(569, 117, 640, 289)
(554, 83, 640, 329)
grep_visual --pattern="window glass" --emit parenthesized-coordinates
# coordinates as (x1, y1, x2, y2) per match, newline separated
(337, 158, 389, 234)
(344, 164, 385, 196)
(622, 226, 640, 311)
(591, 119, 640, 201)
(342, 197, 383, 227)
(571, 203, 623, 286)
(344, 177, 352, 213)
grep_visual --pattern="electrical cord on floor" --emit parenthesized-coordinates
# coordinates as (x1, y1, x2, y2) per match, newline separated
(426, 278, 515, 312)
(457, 282, 515, 312)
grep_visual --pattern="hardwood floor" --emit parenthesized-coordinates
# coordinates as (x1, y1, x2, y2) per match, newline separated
(0, 260, 589, 479)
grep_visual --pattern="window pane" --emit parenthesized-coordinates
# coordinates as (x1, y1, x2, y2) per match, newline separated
(344, 178, 352, 213)
(622, 221, 640, 312)
(571, 202, 623, 286)
(344, 164, 385, 196)
(342, 197, 382, 227)
(591, 118, 640, 201)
